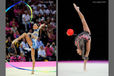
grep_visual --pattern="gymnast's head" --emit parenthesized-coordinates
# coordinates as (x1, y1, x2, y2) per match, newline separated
(33, 23, 38, 30)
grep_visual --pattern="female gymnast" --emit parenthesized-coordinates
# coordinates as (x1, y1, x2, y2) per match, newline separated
(12, 23, 45, 74)
(73, 3, 91, 71)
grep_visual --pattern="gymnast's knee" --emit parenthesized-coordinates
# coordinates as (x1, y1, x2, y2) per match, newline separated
(23, 33, 27, 35)
(23, 33, 29, 37)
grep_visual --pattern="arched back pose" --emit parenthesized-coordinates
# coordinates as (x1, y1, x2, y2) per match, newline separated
(73, 3, 91, 71)
(12, 23, 45, 74)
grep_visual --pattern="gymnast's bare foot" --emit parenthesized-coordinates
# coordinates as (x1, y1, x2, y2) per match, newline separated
(31, 70, 34, 74)
(73, 3, 80, 12)
(84, 59, 88, 71)
(31, 72, 34, 74)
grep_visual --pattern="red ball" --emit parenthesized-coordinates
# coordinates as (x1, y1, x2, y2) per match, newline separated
(66, 29, 74, 36)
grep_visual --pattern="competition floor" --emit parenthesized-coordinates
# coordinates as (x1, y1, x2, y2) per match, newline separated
(6, 61, 56, 76)
(58, 61, 108, 76)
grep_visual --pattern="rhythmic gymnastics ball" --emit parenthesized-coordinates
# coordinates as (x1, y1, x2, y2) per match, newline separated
(66, 29, 74, 36)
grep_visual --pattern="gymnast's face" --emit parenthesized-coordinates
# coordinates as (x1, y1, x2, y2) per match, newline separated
(33, 24, 38, 30)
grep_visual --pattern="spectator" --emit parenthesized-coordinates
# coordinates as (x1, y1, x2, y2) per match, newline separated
(34, 6, 40, 16)
(45, 6, 51, 15)
(45, 42, 54, 60)
(43, 13, 47, 21)
(50, 42, 56, 54)
(14, 30, 20, 39)
(6, 37, 12, 55)
(38, 2, 42, 7)
(10, 18, 19, 27)
(20, 38, 31, 61)
(13, 6, 21, 18)
(18, 53, 26, 62)
(22, 10, 30, 32)
(51, 7, 56, 15)
(6, 23, 11, 35)
(37, 46, 47, 61)
(10, 53, 17, 62)
(47, 28, 56, 42)
(37, 13, 42, 22)
(8, 44, 17, 56)
(37, 37, 45, 49)
(6, 16, 10, 23)
(31, 4, 37, 10)
(7, 30, 14, 40)
(50, 19, 56, 27)
(42, 3, 47, 8)
(6, 37, 12, 48)
(40, 26, 48, 45)
(50, 42, 56, 59)
(39, 6, 46, 15)
(11, 23, 17, 33)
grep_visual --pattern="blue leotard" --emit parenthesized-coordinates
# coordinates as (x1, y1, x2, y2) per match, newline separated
(31, 29, 40, 49)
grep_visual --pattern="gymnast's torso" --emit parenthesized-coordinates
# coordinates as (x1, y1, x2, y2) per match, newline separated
(31, 29, 40, 39)
(75, 31, 91, 48)
(30, 28, 40, 49)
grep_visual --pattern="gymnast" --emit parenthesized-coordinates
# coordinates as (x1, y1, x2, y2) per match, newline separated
(12, 23, 46, 74)
(73, 3, 91, 71)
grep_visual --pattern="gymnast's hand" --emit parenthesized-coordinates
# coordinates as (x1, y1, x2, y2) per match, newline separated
(27, 33, 32, 35)
(76, 49, 82, 56)
(73, 3, 80, 12)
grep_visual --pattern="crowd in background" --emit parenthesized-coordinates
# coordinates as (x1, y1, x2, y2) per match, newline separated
(6, 0, 56, 62)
